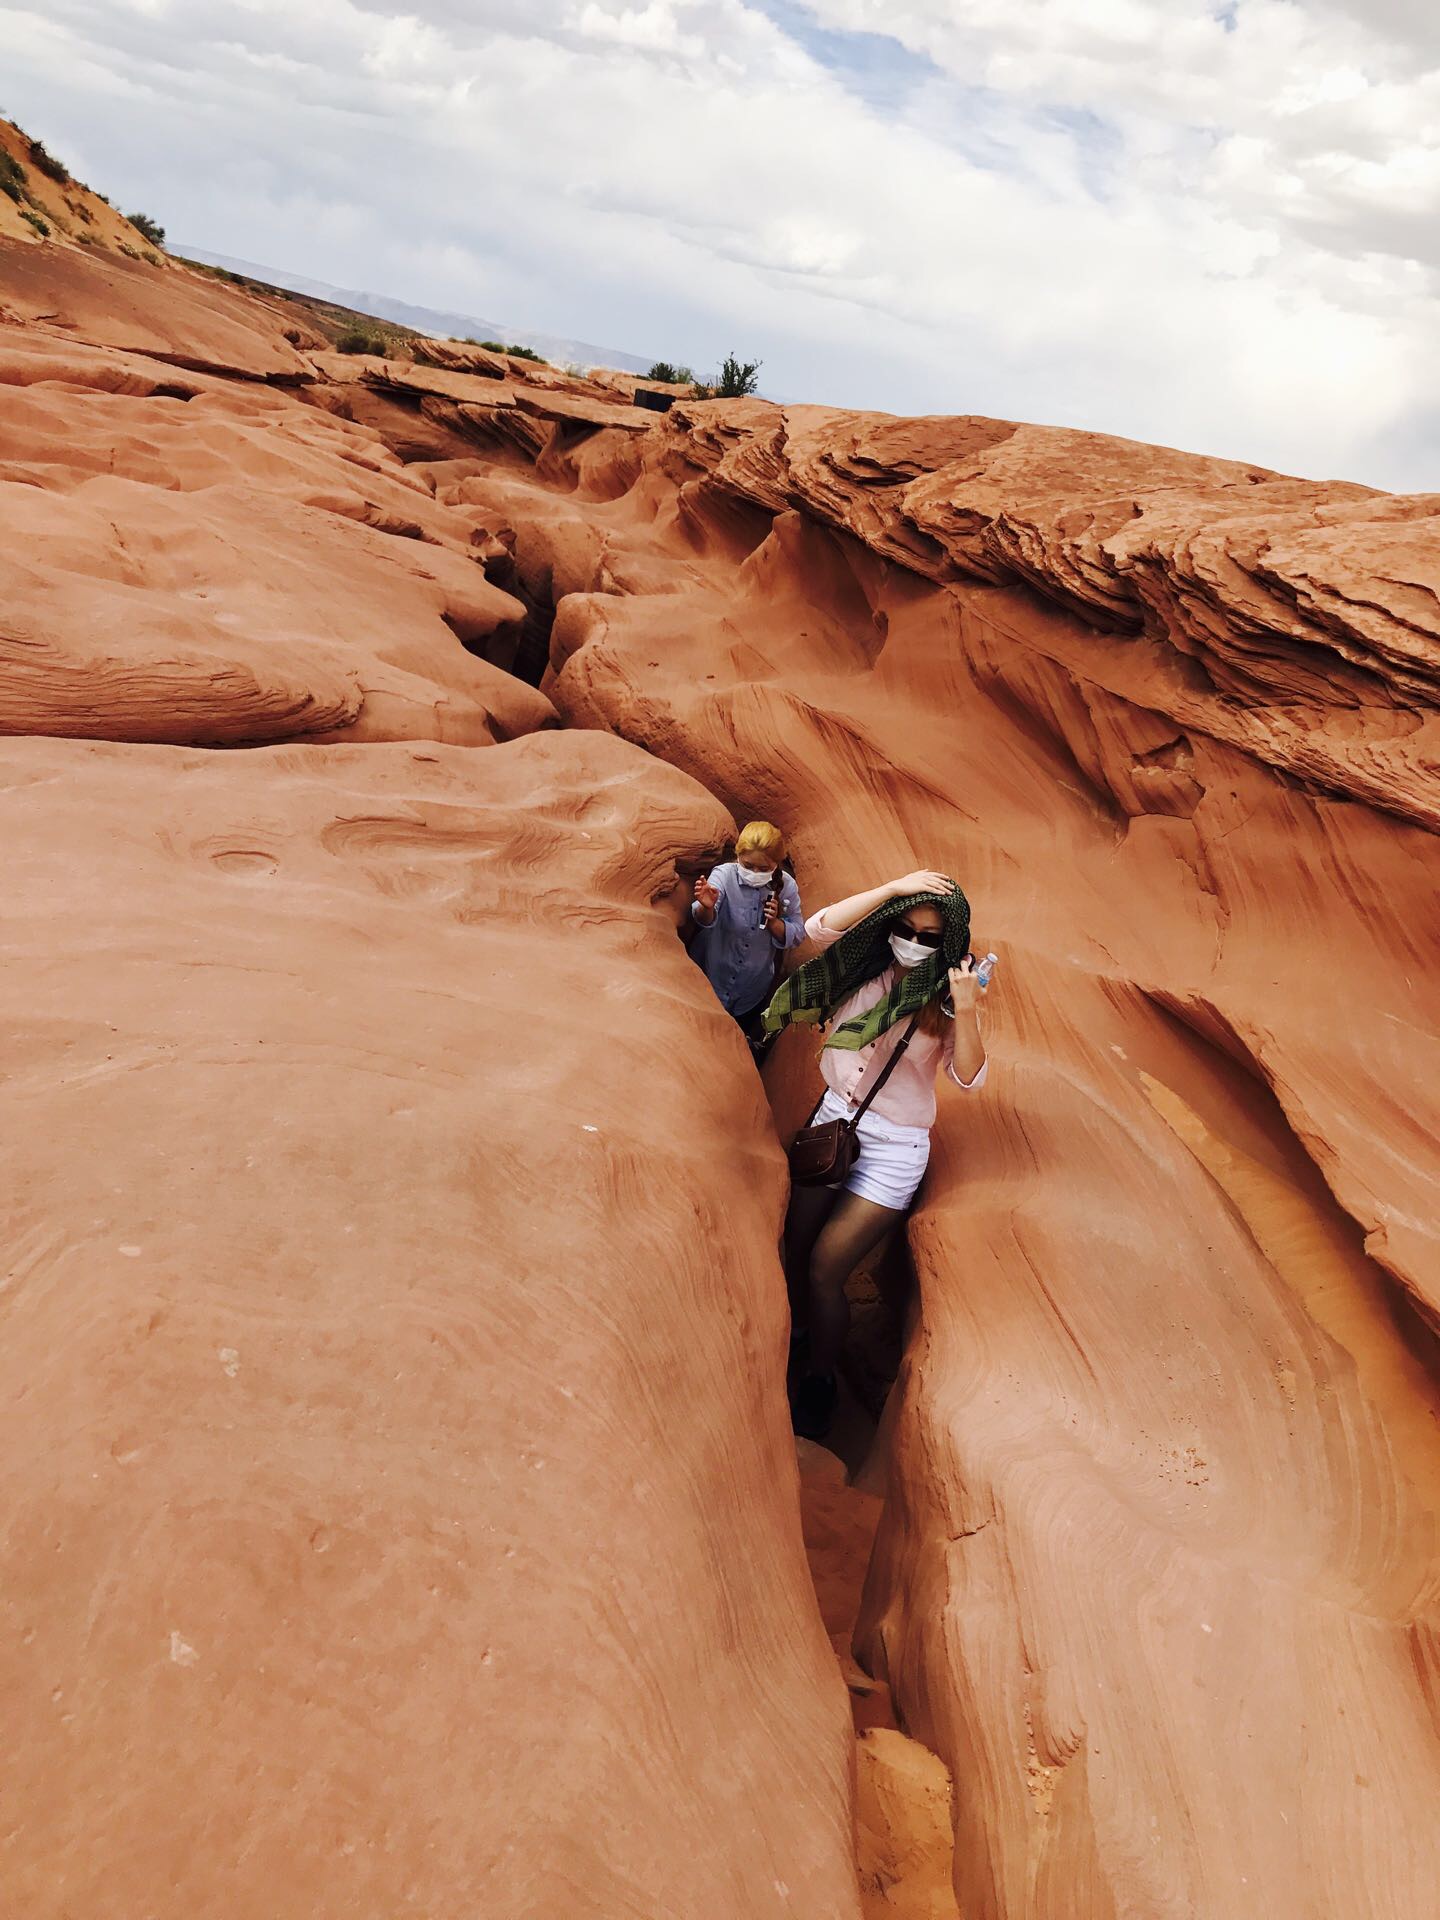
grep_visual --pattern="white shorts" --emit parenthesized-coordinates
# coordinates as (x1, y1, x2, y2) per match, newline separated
(816, 1088, 931, 1211)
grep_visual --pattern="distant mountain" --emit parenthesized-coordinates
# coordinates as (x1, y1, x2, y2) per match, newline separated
(176, 246, 654, 374)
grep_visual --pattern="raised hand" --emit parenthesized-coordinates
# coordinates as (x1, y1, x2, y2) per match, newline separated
(947, 953, 980, 1012)
(890, 869, 955, 899)
(693, 875, 720, 924)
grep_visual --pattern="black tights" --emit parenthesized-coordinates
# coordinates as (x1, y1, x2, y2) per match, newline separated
(783, 1183, 903, 1376)
(734, 1003, 775, 1064)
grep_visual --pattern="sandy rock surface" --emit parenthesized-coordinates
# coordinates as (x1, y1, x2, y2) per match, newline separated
(0, 731, 862, 1918)
(1, 236, 311, 380)
(0, 323, 554, 745)
(857, 1730, 962, 1920)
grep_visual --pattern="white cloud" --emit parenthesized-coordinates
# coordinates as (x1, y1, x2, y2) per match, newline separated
(573, 2, 706, 54)
(2, 0, 1438, 486)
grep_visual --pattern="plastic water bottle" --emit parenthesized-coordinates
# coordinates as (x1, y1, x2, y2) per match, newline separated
(975, 951, 999, 990)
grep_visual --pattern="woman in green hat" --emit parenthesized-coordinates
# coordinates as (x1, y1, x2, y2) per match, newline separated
(764, 869, 989, 1439)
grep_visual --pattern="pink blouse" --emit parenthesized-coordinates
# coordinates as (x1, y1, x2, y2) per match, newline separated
(804, 909, 988, 1130)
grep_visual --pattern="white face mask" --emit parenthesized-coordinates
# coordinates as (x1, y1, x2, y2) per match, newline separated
(736, 864, 775, 888)
(889, 932, 935, 969)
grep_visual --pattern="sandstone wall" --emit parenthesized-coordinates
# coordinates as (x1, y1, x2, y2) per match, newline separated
(467, 403, 1440, 1919)
(0, 240, 866, 1918)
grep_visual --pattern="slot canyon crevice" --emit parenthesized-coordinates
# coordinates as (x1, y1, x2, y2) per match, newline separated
(2, 221, 1438, 1920)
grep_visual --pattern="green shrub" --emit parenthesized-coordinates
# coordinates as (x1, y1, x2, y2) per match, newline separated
(19, 208, 50, 238)
(0, 151, 26, 202)
(127, 211, 165, 246)
(714, 352, 762, 398)
(118, 241, 141, 259)
(646, 360, 694, 384)
(457, 336, 545, 363)
(27, 137, 69, 184)
(335, 328, 388, 355)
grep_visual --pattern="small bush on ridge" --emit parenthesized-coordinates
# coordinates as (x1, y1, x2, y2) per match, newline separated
(127, 211, 165, 246)
(335, 328, 388, 356)
(27, 137, 69, 184)
(714, 352, 761, 398)
(19, 208, 50, 238)
(646, 360, 694, 384)
(460, 338, 546, 363)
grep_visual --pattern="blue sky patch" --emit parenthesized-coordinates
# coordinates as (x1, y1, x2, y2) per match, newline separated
(756, 0, 941, 112)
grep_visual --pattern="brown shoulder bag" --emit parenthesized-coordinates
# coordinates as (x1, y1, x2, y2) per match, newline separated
(787, 1012, 923, 1187)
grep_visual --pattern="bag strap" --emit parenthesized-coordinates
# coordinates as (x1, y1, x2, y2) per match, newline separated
(844, 1010, 923, 1131)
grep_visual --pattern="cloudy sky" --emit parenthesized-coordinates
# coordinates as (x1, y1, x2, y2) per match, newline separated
(5, 0, 1439, 487)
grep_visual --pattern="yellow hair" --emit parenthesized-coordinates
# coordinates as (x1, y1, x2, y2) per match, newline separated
(735, 819, 784, 861)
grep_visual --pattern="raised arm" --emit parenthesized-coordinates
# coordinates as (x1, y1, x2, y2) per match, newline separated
(943, 955, 988, 1088)
(769, 873, 806, 950)
(811, 869, 956, 936)
(691, 867, 725, 927)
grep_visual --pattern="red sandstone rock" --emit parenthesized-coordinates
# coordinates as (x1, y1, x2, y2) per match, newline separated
(655, 400, 1440, 830)
(0, 333, 551, 744)
(454, 407, 1440, 1918)
(408, 335, 511, 379)
(0, 730, 861, 1918)
(856, 1731, 961, 1920)
(303, 351, 654, 467)
(1, 236, 311, 380)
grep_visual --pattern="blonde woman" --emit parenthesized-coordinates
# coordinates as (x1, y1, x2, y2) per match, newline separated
(691, 821, 805, 1054)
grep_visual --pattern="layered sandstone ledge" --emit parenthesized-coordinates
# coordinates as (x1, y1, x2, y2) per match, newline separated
(3, 232, 1438, 1919)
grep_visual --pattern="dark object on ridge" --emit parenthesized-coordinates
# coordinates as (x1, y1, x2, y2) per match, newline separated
(632, 388, 676, 414)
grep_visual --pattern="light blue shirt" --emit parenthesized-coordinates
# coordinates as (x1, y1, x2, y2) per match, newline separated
(691, 863, 805, 1017)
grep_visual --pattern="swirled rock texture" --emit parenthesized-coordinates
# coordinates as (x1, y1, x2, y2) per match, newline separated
(0, 275, 554, 747)
(647, 401, 1440, 831)
(442, 400, 1440, 1918)
(0, 729, 861, 1918)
